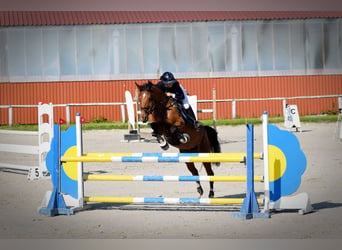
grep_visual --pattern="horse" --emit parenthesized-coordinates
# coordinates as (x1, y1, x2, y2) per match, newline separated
(135, 81, 221, 198)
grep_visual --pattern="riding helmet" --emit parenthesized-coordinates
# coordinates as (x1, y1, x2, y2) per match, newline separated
(160, 72, 177, 85)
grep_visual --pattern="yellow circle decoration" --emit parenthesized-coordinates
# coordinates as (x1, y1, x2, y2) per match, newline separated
(62, 146, 78, 181)
(268, 145, 287, 181)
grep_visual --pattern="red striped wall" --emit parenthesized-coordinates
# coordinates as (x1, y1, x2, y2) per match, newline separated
(1, 75, 341, 125)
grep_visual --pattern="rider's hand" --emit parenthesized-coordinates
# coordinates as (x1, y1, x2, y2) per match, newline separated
(166, 93, 176, 98)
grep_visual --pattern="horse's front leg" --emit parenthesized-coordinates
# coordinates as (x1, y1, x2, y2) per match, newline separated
(151, 122, 169, 150)
(203, 162, 215, 198)
(185, 162, 203, 197)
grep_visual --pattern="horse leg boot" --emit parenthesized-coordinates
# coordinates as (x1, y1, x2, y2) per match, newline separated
(185, 162, 203, 197)
(150, 122, 169, 150)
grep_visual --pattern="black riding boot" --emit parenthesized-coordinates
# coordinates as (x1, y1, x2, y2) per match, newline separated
(185, 107, 200, 130)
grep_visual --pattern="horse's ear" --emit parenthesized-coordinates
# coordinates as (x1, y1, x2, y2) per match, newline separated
(135, 82, 141, 89)
(147, 81, 154, 90)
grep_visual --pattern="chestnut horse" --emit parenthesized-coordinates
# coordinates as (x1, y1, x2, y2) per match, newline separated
(135, 81, 221, 198)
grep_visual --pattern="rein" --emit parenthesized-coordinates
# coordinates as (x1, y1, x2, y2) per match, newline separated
(140, 88, 176, 115)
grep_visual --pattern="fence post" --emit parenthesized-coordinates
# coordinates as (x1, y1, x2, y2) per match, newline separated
(282, 99, 287, 121)
(120, 104, 125, 123)
(66, 105, 70, 125)
(212, 87, 217, 129)
(232, 100, 236, 119)
(8, 106, 13, 127)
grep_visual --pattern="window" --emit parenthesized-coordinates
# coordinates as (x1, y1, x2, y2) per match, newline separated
(290, 21, 306, 70)
(258, 21, 274, 71)
(323, 20, 340, 69)
(192, 23, 208, 72)
(306, 20, 323, 69)
(176, 24, 192, 72)
(274, 22, 290, 70)
(207, 23, 225, 72)
(1, 18, 341, 82)
(42, 28, 59, 77)
(92, 25, 110, 76)
(76, 26, 92, 76)
(59, 27, 76, 75)
(0, 29, 8, 79)
(159, 25, 176, 73)
(242, 22, 258, 71)
(142, 25, 158, 73)
(109, 26, 125, 75)
(25, 28, 42, 76)
(126, 26, 142, 74)
(225, 22, 241, 72)
(7, 28, 26, 77)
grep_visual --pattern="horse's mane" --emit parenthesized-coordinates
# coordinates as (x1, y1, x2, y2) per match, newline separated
(139, 81, 154, 92)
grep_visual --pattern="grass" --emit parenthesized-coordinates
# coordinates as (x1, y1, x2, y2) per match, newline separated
(0, 114, 339, 131)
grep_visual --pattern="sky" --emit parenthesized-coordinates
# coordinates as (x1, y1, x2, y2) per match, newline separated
(0, 0, 341, 11)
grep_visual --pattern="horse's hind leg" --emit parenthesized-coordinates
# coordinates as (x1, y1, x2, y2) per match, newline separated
(185, 162, 203, 197)
(203, 163, 215, 198)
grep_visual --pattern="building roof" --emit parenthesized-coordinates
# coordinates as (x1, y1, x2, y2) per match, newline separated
(1, 11, 342, 26)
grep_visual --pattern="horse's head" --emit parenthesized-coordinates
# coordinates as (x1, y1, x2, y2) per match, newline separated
(135, 81, 157, 123)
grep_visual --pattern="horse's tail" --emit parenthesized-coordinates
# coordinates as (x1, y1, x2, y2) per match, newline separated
(204, 126, 221, 166)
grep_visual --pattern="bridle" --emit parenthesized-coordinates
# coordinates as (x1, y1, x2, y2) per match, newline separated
(139, 88, 176, 116)
(140, 95, 155, 115)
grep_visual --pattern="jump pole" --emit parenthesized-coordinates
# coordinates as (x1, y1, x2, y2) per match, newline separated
(83, 174, 264, 182)
(62, 152, 263, 163)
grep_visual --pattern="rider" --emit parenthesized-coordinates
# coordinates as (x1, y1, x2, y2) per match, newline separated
(151, 72, 199, 137)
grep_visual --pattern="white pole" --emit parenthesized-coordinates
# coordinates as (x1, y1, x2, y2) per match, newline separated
(262, 111, 270, 212)
(76, 113, 84, 208)
(232, 100, 236, 119)
(212, 87, 217, 130)
(282, 99, 287, 123)
(66, 105, 70, 125)
(8, 106, 12, 127)
(120, 104, 125, 123)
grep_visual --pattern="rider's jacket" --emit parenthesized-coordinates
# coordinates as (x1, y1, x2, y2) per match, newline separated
(156, 80, 186, 102)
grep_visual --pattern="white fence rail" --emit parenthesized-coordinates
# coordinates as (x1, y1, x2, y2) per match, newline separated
(0, 103, 54, 179)
(1, 95, 341, 126)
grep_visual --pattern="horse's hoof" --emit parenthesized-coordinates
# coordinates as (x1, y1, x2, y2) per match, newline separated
(197, 186, 204, 197)
(208, 191, 214, 198)
(160, 143, 169, 150)
(157, 136, 169, 150)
